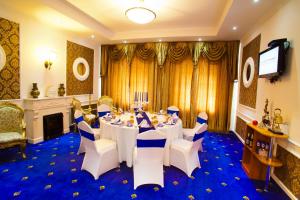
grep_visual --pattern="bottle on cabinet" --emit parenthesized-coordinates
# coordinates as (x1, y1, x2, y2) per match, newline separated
(245, 132, 254, 147)
(255, 140, 270, 157)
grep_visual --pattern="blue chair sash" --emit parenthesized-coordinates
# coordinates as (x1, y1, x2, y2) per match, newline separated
(137, 139, 166, 148)
(167, 110, 179, 116)
(193, 130, 207, 142)
(98, 111, 111, 117)
(75, 116, 84, 124)
(79, 129, 95, 141)
(197, 117, 207, 124)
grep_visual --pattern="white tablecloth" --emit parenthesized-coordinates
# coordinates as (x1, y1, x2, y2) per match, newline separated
(100, 113, 183, 167)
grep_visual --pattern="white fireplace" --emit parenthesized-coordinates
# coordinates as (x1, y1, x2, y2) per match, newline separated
(24, 96, 72, 144)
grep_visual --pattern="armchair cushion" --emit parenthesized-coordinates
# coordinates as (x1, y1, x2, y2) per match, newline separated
(0, 132, 23, 143)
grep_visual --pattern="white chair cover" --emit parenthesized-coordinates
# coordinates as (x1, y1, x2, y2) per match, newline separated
(74, 110, 100, 155)
(167, 106, 179, 116)
(79, 121, 119, 180)
(197, 112, 208, 124)
(183, 112, 208, 151)
(170, 124, 208, 177)
(97, 104, 111, 117)
(133, 130, 166, 189)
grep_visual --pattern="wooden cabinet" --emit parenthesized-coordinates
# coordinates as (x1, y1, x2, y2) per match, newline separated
(242, 123, 288, 181)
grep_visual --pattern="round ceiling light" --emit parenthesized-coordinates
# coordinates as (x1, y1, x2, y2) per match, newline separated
(125, 7, 156, 24)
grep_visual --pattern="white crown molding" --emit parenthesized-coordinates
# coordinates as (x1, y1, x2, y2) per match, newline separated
(42, 0, 114, 38)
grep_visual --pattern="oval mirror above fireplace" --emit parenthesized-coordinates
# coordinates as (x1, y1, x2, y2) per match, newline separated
(72, 57, 90, 81)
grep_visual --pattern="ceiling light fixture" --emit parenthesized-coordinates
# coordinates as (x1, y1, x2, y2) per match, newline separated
(91, 34, 95, 39)
(125, 7, 156, 24)
(198, 38, 202, 41)
(232, 26, 237, 30)
(158, 39, 162, 42)
(253, 0, 260, 3)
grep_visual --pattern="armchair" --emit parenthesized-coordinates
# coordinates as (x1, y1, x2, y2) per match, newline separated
(0, 102, 27, 158)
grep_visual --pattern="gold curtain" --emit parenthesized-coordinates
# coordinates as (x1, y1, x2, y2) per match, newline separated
(190, 56, 231, 132)
(158, 57, 194, 128)
(155, 42, 169, 67)
(124, 44, 137, 65)
(129, 55, 157, 111)
(100, 41, 239, 132)
(101, 46, 130, 110)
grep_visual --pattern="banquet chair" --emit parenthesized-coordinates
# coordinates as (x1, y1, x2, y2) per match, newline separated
(183, 112, 208, 152)
(167, 106, 179, 116)
(133, 130, 166, 189)
(170, 124, 208, 177)
(74, 110, 101, 154)
(97, 96, 113, 108)
(79, 121, 119, 180)
(97, 104, 111, 117)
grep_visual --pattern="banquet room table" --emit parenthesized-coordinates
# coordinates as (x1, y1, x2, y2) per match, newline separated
(100, 112, 183, 167)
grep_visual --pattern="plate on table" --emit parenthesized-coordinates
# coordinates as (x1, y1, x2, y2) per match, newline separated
(111, 119, 122, 125)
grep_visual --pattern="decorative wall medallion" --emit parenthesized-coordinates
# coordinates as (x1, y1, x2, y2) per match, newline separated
(243, 57, 255, 88)
(72, 57, 90, 81)
(0, 45, 6, 71)
(66, 41, 93, 95)
(239, 34, 261, 109)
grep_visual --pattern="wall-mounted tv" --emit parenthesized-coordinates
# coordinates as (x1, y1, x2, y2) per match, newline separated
(258, 38, 289, 82)
(258, 44, 285, 78)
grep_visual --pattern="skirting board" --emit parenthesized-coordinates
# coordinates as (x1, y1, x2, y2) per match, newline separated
(27, 137, 43, 144)
(27, 129, 70, 144)
(231, 130, 298, 200)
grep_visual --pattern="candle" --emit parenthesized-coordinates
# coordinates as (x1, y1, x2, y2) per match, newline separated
(139, 92, 141, 103)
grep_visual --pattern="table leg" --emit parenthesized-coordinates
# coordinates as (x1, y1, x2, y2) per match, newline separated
(264, 137, 275, 192)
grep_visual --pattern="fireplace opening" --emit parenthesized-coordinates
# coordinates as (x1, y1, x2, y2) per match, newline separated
(43, 113, 63, 141)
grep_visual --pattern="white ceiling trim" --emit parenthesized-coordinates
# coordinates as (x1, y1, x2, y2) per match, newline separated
(42, 0, 114, 38)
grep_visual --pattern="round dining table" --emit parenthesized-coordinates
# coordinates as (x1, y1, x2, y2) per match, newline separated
(100, 112, 183, 167)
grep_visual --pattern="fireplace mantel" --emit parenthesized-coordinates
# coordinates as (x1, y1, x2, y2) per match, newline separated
(24, 96, 72, 144)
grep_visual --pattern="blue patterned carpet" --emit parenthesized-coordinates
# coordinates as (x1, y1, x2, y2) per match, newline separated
(0, 132, 289, 200)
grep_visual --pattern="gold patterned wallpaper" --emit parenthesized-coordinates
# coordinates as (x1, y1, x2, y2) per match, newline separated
(66, 41, 94, 95)
(0, 17, 20, 99)
(236, 116, 247, 140)
(239, 34, 261, 108)
(275, 146, 300, 198)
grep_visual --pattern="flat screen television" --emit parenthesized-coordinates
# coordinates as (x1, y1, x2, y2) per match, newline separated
(258, 44, 285, 78)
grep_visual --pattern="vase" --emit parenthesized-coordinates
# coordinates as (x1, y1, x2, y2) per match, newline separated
(30, 83, 40, 98)
(58, 83, 65, 96)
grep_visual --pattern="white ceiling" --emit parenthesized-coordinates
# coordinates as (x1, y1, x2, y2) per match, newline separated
(0, 0, 290, 44)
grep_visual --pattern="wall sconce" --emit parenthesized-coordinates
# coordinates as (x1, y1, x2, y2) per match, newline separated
(44, 60, 52, 70)
(43, 51, 56, 70)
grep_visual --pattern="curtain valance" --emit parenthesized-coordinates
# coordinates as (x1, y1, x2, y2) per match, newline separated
(135, 43, 155, 60)
(101, 41, 238, 77)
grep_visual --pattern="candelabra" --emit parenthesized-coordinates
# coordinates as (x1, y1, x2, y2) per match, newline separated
(134, 91, 149, 111)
